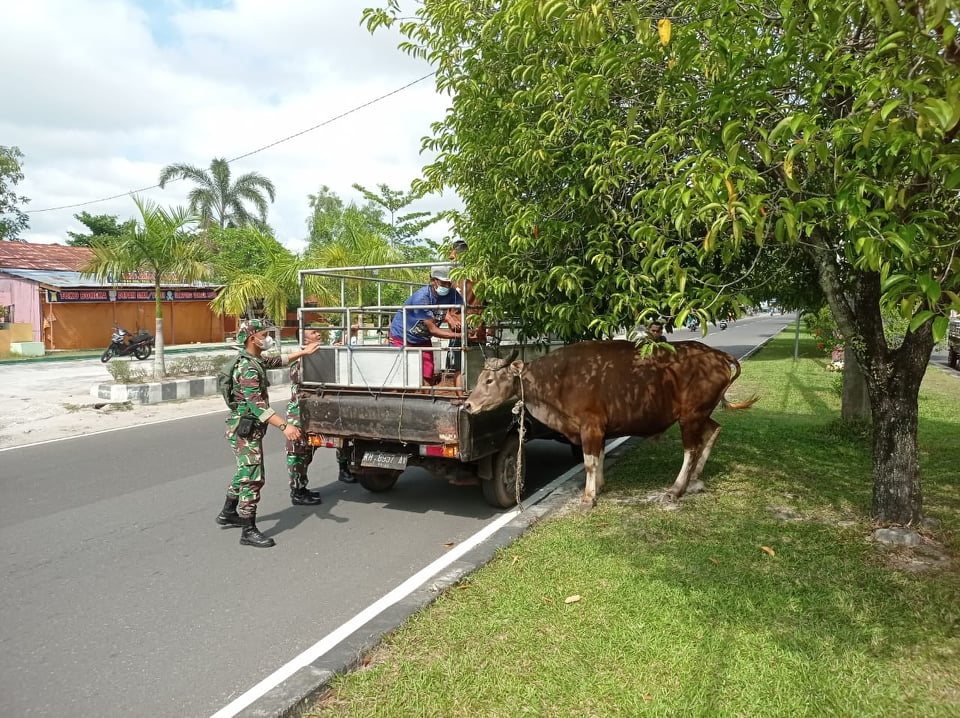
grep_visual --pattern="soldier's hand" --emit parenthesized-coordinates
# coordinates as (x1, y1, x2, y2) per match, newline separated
(283, 425, 301, 441)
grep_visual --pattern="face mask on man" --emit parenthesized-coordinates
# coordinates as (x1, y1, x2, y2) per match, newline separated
(256, 334, 275, 350)
(435, 284, 451, 297)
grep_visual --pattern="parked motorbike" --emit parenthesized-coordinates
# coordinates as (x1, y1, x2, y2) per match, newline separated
(719, 319, 728, 330)
(101, 325, 155, 362)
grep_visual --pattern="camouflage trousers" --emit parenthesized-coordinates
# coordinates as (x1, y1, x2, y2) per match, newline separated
(226, 425, 266, 518)
(286, 438, 316, 491)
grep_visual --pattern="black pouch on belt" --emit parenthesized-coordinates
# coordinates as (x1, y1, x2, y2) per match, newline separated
(236, 415, 256, 438)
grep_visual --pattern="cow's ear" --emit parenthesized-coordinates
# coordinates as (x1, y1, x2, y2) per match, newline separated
(509, 360, 525, 375)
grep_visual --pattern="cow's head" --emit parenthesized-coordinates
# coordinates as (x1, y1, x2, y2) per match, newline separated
(463, 350, 523, 413)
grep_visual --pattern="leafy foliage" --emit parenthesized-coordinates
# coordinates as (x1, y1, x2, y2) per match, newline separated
(210, 226, 308, 322)
(66, 212, 136, 247)
(352, 182, 440, 251)
(366, 0, 960, 338)
(365, 0, 960, 522)
(0, 145, 30, 241)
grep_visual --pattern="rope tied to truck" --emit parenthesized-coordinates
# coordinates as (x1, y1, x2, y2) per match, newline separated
(511, 365, 527, 510)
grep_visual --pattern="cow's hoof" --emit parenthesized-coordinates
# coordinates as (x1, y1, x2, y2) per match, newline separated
(580, 496, 597, 510)
(686, 480, 706, 495)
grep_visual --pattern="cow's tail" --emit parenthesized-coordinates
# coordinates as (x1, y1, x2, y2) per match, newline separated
(720, 354, 760, 411)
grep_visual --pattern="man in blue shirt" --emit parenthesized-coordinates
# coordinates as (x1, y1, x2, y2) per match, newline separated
(389, 265, 464, 385)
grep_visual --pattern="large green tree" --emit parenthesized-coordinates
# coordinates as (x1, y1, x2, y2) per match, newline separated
(211, 222, 410, 327)
(81, 197, 211, 378)
(366, 0, 960, 524)
(66, 212, 135, 247)
(0, 145, 30, 241)
(352, 182, 440, 249)
(158, 157, 276, 229)
(304, 188, 413, 311)
(206, 226, 284, 282)
(306, 185, 438, 262)
(210, 226, 304, 323)
(306, 186, 383, 250)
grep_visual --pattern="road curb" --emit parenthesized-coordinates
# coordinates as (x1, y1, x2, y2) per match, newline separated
(90, 367, 290, 404)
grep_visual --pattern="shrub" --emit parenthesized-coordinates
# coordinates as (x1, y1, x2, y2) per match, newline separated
(107, 360, 147, 384)
(165, 354, 232, 377)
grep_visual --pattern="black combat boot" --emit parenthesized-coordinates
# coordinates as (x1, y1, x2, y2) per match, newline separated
(290, 487, 322, 505)
(239, 516, 275, 548)
(337, 464, 356, 483)
(215, 497, 242, 528)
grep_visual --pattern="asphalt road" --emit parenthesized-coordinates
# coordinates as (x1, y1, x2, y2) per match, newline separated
(0, 315, 799, 718)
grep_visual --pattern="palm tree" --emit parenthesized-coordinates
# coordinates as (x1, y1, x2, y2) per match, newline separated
(82, 197, 211, 378)
(158, 157, 276, 229)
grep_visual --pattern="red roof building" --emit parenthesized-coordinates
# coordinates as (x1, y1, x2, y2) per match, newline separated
(0, 242, 224, 351)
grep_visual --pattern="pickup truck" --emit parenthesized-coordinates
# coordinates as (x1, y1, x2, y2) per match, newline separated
(294, 262, 564, 508)
(949, 315, 960, 370)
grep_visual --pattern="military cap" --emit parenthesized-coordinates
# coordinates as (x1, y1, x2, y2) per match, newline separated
(235, 317, 274, 345)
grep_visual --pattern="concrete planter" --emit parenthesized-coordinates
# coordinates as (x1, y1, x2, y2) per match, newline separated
(90, 367, 290, 405)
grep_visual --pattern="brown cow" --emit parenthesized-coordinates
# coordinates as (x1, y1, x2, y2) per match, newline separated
(463, 340, 757, 508)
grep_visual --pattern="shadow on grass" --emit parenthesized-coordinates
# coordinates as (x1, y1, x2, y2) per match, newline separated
(587, 370, 960, 691)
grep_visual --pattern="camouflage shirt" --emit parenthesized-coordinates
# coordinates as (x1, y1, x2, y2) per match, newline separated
(229, 351, 283, 423)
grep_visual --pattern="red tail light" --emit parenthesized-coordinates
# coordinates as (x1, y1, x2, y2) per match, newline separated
(307, 434, 341, 448)
(420, 444, 459, 458)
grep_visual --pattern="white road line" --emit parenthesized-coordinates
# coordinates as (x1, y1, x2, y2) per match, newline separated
(209, 436, 632, 718)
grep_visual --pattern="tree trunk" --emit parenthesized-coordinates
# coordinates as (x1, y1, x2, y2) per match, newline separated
(807, 234, 931, 525)
(864, 340, 930, 525)
(153, 288, 165, 379)
(869, 382, 922, 525)
(153, 316, 165, 379)
(841, 352, 870, 422)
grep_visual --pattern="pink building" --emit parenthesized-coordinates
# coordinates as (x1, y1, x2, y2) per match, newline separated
(0, 242, 224, 351)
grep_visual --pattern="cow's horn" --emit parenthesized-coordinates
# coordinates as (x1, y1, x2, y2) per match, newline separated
(484, 349, 520, 371)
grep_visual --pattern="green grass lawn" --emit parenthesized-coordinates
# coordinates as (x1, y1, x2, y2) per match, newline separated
(307, 334, 960, 718)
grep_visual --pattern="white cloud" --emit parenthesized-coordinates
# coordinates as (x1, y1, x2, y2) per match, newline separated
(3, 0, 456, 249)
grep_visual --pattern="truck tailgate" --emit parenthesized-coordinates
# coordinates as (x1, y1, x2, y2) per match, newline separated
(300, 391, 517, 461)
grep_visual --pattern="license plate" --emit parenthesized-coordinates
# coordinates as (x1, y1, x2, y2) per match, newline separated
(361, 451, 409, 471)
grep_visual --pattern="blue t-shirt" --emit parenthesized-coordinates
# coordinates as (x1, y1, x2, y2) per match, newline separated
(389, 284, 464, 345)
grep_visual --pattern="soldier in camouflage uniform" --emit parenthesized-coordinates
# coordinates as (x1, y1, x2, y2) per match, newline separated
(215, 318, 319, 548)
(285, 323, 325, 505)
(286, 323, 355, 491)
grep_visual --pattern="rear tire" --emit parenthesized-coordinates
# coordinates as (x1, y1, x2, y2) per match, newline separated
(100, 348, 114, 363)
(949, 348, 959, 370)
(358, 470, 400, 493)
(133, 345, 151, 360)
(482, 432, 526, 509)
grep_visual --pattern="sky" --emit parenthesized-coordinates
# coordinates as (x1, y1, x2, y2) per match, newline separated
(3, 0, 455, 253)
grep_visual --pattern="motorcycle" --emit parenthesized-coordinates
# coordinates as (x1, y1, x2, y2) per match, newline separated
(101, 325, 155, 362)
(719, 319, 728, 330)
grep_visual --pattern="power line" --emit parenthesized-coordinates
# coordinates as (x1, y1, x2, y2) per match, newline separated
(26, 71, 437, 215)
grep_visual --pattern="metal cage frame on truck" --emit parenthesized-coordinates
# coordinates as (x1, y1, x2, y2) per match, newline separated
(294, 262, 565, 508)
